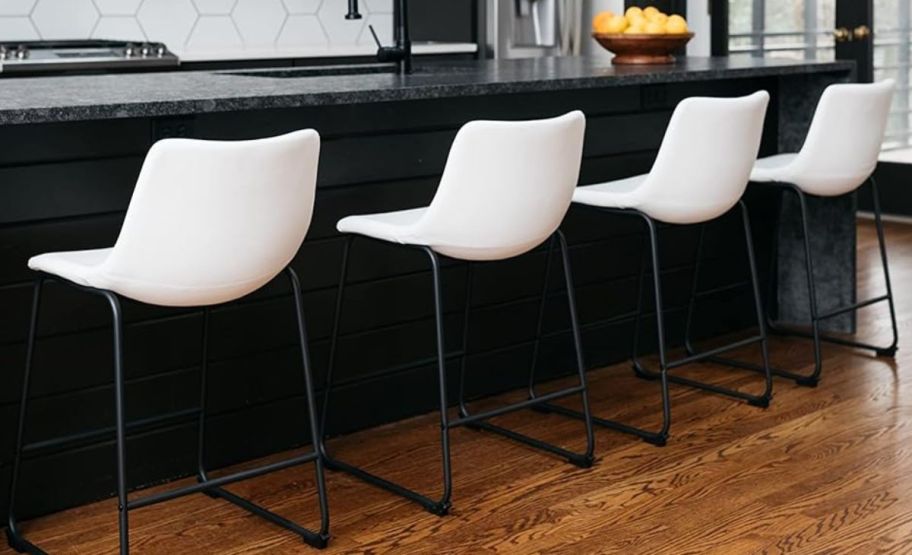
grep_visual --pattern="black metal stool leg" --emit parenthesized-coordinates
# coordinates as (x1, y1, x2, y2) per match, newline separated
(6, 278, 47, 555)
(468, 232, 596, 467)
(318, 239, 453, 516)
(101, 291, 130, 555)
(543, 214, 671, 446)
(758, 180, 899, 383)
(191, 274, 331, 547)
(870, 177, 899, 357)
(682, 225, 707, 358)
(527, 235, 556, 402)
(287, 268, 331, 544)
(671, 202, 774, 406)
(318, 235, 353, 462)
(457, 262, 475, 422)
(741, 201, 774, 405)
(197, 308, 214, 491)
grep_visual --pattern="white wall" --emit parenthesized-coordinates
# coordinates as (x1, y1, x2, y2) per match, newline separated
(687, 0, 711, 56)
(0, 0, 395, 61)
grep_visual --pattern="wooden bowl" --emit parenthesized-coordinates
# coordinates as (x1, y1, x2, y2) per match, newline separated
(592, 32, 694, 65)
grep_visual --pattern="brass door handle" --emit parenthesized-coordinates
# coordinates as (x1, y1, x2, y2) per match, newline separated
(834, 27, 851, 42)
(834, 25, 871, 42)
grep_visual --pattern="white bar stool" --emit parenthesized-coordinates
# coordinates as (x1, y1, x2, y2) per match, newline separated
(745, 79, 898, 386)
(551, 92, 772, 446)
(319, 112, 596, 516)
(6, 131, 331, 553)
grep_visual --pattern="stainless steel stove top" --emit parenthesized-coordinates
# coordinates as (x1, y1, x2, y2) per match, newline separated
(0, 40, 179, 76)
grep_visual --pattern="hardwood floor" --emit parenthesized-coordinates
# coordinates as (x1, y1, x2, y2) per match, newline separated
(4, 220, 911, 554)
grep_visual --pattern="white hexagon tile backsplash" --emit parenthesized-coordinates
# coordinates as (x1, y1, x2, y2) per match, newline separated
(0, 0, 393, 59)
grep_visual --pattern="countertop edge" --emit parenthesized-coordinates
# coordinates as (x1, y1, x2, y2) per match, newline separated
(0, 58, 857, 127)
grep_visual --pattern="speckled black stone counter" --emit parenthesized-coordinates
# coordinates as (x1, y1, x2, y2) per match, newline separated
(0, 56, 854, 126)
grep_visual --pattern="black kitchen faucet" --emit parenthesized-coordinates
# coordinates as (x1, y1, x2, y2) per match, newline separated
(346, 0, 412, 74)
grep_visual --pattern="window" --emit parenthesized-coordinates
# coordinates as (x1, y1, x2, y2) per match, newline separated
(728, 0, 835, 61)
(729, 0, 912, 150)
(873, 0, 911, 149)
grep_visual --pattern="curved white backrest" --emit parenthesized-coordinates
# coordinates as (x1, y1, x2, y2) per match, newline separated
(96, 130, 320, 306)
(639, 91, 770, 224)
(413, 111, 586, 260)
(788, 80, 895, 196)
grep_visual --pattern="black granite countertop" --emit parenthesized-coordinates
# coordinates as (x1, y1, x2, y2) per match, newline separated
(0, 56, 854, 126)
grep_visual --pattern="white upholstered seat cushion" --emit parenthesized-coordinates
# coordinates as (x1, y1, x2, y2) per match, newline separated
(336, 207, 428, 245)
(29, 248, 113, 288)
(750, 153, 800, 183)
(571, 174, 649, 210)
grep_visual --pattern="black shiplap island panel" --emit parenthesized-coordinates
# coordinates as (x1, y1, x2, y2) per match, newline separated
(0, 57, 853, 519)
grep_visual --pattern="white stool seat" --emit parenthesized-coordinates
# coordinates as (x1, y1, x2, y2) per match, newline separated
(750, 153, 799, 182)
(571, 174, 648, 210)
(29, 248, 113, 288)
(573, 92, 770, 225)
(27, 130, 321, 307)
(337, 207, 428, 245)
(335, 112, 587, 261)
(749, 80, 895, 197)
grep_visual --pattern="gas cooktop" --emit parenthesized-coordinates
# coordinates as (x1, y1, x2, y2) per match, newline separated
(0, 40, 179, 76)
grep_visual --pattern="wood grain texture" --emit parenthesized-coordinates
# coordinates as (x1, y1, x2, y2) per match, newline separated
(3, 220, 909, 554)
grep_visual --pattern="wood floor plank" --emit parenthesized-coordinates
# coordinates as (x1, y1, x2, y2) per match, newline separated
(2, 220, 912, 554)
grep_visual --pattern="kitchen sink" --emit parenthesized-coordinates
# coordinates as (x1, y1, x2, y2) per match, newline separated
(223, 63, 399, 79)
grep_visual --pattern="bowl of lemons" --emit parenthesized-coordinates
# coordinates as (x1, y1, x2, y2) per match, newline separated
(592, 6, 692, 65)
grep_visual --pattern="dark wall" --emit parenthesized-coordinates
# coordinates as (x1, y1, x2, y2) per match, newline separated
(625, 0, 687, 15)
(0, 78, 777, 521)
(411, 0, 478, 43)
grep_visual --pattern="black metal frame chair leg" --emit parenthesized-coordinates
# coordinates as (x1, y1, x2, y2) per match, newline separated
(319, 232, 597, 515)
(533, 212, 672, 446)
(318, 236, 453, 516)
(677, 201, 774, 406)
(7, 278, 49, 555)
(195, 268, 330, 547)
(731, 179, 898, 387)
(7, 268, 331, 554)
(461, 232, 596, 468)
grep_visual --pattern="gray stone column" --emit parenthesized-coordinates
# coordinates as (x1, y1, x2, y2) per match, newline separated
(775, 71, 856, 333)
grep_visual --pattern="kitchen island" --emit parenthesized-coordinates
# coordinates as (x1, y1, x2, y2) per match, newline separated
(0, 56, 854, 519)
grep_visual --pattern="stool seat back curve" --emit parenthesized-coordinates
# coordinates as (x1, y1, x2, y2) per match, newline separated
(572, 91, 769, 224)
(750, 80, 895, 196)
(29, 130, 320, 307)
(337, 111, 585, 261)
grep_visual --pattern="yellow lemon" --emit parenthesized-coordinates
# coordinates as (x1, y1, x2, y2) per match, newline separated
(625, 20, 646, 34)
(626, 13, 647, 27)
(644, 20, 666, 34)
(624, 6, 643, 19)
(604, 14, 629, 34)
(666, 15, 688, 34)
(592, 11, 613, 32)
(649, 12, 669, 24)
(643, 6, 660, 17)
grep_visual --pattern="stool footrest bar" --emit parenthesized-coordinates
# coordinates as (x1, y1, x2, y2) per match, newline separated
(536, 402, 667, 446)
(22, 408, 201, 455)
(815, 295, 889, 321)
(667, 336, 764, 369)
(204, 486, 328, 548)
(468, 420, 593, 467)
(324, 456, 448, 515)
(451, 386, 584, 427)
(129, 451, 318, 510)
